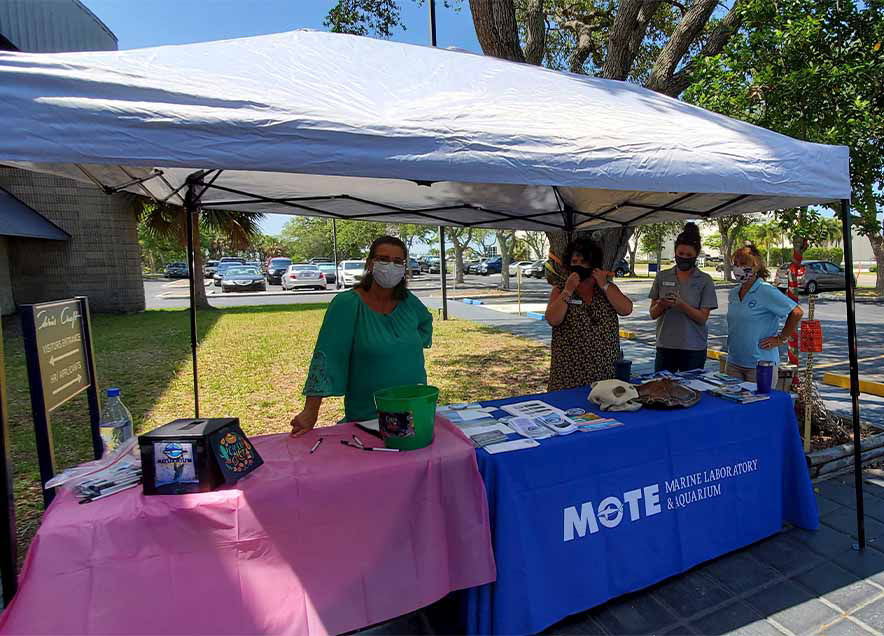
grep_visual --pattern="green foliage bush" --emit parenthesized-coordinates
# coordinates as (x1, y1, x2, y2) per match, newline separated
(803, 247, 844, 264)
(755, 247, 844, 268)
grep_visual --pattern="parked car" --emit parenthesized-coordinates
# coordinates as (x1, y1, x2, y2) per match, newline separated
(164, 262, 189, 279)
(204, 260, 219, 279)
(427, 257, 440, 274)
(613, 258, 629, 277)
(464, 260, 480, 274)
(337, 260, 365, 288)
(419, 257, 432, 273)
(281, 264, 326, 291)
(526, 260, 545, 279)
(408, 257, 420, 277)
(309, 257, 332, 265)
(509, 261, 534, 276)
(317, 263, 337, 286)
(220, 265, 266, 293)
(480, 257, 502, 275)
(265, 257, 292, 285)
(775, 260, 855, 294)
(219, 256, 245, 264)
(213, 261, 240, 286)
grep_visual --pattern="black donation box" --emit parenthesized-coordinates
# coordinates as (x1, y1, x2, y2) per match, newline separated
(139, 417, 263, 495)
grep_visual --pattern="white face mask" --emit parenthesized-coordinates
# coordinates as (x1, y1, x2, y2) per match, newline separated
(733, 266, 755, 283)
(371, 261, 406, 288)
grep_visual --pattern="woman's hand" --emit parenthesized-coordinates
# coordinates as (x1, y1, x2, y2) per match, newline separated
(290, 409, 318, 437)
(592, 268, 611, 289)
(564, 272, 580, 295)
(759, 335, 784, 350)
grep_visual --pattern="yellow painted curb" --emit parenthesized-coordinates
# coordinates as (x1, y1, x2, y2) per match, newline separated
(823, 372, 884, 398)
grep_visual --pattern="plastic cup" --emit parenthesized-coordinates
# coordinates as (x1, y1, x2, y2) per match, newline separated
(756, 362, 774, 394)
(374, 385, 439, 450)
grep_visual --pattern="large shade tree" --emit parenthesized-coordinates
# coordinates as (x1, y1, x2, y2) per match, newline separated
(684, 0, 884, 290)
(326, 0, 746, 270)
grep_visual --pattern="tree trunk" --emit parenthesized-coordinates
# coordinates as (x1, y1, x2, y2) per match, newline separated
(190, 209, 211, 310)
(468, 0, 524, 63)
(497, 231, 515, 291)
(545, 227, 632, 271)
(721, 234, 734, 281)
(454, 243, 465, 284)
(627, 242, 637, 276)
(601, 0, 644, 80)
(870, 233, 884, 294)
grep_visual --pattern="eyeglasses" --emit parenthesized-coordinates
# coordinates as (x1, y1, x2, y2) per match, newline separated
(374, 256, 406, 265)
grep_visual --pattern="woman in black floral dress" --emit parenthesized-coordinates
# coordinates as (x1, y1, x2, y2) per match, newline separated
(545, 238, 634, 391)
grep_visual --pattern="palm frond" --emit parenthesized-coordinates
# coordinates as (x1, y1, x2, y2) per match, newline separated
(201, 209, 266, 251)
(138, 200, 185, 244)
(137, 196, 265, 250)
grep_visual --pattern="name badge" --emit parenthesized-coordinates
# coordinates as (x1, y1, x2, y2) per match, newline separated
(662, 281, 677, 288)
(567, 298, 583, 305)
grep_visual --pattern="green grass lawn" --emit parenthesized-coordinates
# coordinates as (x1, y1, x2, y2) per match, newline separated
(2, 303, 551, 562)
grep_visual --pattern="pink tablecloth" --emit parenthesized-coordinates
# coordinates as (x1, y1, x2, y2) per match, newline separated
(0, 418, 495, 635)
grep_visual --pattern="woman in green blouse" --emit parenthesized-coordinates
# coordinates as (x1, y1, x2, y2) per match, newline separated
(290, 236, 434, 435)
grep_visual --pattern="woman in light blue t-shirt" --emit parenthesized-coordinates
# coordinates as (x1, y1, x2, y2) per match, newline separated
(726, 245, 803, 385)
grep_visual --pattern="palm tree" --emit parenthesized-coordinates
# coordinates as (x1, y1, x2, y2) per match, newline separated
(136, 200, 264, 309)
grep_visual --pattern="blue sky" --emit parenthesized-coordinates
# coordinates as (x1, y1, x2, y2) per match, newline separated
(81, 1, 480, 236)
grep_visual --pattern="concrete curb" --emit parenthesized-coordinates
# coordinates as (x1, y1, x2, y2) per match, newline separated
(823, 372, 884, 398)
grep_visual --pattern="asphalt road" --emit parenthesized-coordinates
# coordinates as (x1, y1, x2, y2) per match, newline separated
(146, 273, 883, 377)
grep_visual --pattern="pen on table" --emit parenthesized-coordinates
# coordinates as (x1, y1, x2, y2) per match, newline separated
(340, 440, 399, 452)
(309, 438, 323, 454)
(352, 434, 364, 448)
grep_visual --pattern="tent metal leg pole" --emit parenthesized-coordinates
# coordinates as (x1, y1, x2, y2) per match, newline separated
(439, 226, 448, 320)
(841, 198, 864, 549)
(0, 316, 17, 604)
(184, 185, 200, 419)
(332, 219, 339, 283)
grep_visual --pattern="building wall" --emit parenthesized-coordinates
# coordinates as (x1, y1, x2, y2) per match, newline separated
(0, 0, 117, 52)
(0, 237, 12, 314)
(0, 167, 144, 313)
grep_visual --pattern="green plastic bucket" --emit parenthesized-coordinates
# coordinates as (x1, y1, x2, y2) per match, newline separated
(374, 384, 439, 450)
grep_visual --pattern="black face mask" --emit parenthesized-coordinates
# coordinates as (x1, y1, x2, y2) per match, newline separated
(675, 256, 697, 271)
(571, 265, 594, 280)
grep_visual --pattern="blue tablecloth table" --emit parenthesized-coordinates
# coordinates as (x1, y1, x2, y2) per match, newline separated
(462, 388, 818, 635)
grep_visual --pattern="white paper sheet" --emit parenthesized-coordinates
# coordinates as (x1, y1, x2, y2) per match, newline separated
(683, 379, 718, 392)
(462, 423, 515, 436)
(440, 409, 489, 422)
(484, 438, 541, 454)
(355, 418, 380, 432)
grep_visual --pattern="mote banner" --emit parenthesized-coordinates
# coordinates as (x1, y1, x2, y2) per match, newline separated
(28, 299, 90, 411)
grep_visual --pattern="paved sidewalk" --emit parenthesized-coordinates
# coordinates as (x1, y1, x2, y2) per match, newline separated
(360, 472, 884, 636)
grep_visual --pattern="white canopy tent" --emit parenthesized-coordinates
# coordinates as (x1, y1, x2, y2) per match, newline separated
(0, 29, 849, 228)
(0, 29, 864, 549)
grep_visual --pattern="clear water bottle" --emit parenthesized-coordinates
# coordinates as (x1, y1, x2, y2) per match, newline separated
(100, 387, 134, 456)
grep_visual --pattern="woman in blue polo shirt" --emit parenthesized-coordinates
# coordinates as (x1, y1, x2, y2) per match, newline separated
(726, 245, 803, 385)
